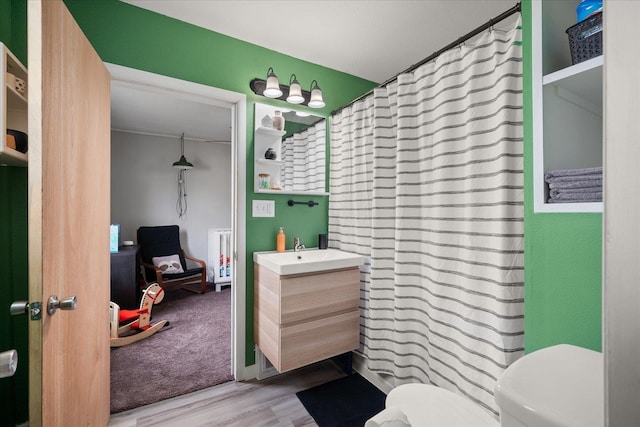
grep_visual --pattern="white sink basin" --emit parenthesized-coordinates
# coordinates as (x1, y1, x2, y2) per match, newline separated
(254, 248, 364, 275)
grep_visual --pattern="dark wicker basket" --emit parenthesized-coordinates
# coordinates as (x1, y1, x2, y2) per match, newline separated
(566, 12, 603, 65)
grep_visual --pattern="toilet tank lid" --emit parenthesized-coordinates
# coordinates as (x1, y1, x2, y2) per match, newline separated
(495, 344, 603, 427)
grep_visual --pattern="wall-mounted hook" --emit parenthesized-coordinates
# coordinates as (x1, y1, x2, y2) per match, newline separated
(287, 200, 318, 207)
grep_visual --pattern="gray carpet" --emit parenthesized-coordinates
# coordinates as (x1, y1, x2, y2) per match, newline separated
(110, 285, 233, 413)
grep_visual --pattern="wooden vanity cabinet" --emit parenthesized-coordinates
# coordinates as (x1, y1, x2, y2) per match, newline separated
(254, 264, 360, 373)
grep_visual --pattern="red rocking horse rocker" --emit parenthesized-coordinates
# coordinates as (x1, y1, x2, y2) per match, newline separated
(110, 283, 168, 347)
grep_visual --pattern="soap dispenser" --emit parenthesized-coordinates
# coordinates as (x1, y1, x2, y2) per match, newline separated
(276, 227, 285, 252)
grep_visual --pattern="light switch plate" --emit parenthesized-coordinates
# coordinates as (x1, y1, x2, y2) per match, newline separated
(252, 200, 275, 217)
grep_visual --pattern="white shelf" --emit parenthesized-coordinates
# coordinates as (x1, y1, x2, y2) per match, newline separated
(543, 55, 603, 86)
(536, 201, 602, 214)
(254, 124, 285, 192)
(532, 0, 602, 213)
(256, 127, 285, 138)
(256, 158, 284, 166)
(1, 42, 28, 167)
(6, 85, 27, 108)
(543, 56, 603, 110)
(0, 145, 27, 166)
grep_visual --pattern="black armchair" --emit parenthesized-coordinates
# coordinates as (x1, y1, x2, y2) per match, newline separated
(137, 225, 207, 294)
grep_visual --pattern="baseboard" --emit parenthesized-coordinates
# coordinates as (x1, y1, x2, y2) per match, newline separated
(237, 362, 258, 381)
(352, 352, 395, 394)
(255, 346, 280, 380)
(236, 349, 278, 381)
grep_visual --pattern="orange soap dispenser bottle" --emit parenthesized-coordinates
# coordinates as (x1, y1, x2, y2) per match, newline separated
(276, 227, 285, 252)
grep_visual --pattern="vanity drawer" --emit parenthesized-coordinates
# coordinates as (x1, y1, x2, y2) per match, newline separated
(278, 309, 359, 373)
(280, 268, 360, 325)
(254, 262, 362, 374)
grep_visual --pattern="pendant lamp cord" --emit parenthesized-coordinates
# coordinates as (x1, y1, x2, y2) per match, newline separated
(176, 133, 188, 218)
(177, 168, 188, 218)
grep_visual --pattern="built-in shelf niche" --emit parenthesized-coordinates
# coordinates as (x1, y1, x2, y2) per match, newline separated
(533, 0, 602, 213)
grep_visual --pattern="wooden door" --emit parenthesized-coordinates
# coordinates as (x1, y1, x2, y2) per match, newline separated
(28, 0, 111, 425)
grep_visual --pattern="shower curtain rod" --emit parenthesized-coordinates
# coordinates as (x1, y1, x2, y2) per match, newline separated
(331, 2, 521, 116)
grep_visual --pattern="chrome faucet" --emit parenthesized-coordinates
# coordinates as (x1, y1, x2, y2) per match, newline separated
(294, 237, 305, 252)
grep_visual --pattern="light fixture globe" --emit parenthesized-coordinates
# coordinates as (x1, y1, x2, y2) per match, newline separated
(308, 80, 325, 108)
(286, 74, 305, 104)
(172, 133, 194, 169)
(263, 67, 283, 98)
(172, 155, 193, 169)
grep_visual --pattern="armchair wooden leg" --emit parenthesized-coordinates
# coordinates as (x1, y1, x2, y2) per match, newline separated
(200, 273, 206, 294)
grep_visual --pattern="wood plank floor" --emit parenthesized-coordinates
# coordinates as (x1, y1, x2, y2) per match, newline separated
(108, 361, 346, 427)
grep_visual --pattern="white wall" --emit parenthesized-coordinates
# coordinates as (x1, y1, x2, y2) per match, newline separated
(111, 130, 231, 263)
(604, 2, 640, 425)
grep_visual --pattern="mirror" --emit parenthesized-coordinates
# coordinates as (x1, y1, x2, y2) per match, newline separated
(254, 103, 327, 194)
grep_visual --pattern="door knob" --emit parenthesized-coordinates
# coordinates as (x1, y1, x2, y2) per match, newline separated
(47, 295, 77, 315)
(0, 350, 18, 378)
(10, 301, 29, 316)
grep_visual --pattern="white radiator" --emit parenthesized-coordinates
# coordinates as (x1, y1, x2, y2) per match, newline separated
(208, 228, 232, 292)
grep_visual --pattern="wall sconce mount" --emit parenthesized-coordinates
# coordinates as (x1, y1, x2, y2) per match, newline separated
(250, 68, 325, 109)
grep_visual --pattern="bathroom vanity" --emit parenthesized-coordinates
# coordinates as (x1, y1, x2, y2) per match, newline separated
(253, 249, 363, 373)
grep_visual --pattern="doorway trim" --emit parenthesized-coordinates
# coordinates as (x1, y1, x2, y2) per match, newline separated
(106, 63, 249, 380)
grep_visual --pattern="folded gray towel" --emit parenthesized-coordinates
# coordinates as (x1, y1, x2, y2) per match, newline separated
(548, 179, 603, 189)
(549, 197, 602, 203)
(544, 166, 603, 181)
(550, 187, 602, 198)
(546, 174, 602, 184)
(549, 191, 602, 202)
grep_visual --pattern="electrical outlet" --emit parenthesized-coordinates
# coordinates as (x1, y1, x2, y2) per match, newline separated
(252, 200, 275, 218)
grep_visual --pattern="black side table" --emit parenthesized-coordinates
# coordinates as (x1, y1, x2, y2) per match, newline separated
(110, 245, 140, 310)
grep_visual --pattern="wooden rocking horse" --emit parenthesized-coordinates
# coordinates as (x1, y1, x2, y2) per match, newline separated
(110, 283, 168, 347)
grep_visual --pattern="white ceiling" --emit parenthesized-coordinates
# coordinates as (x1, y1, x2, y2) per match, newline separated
(122, 0, 517, 83)
(111, 83, 232, 142)
(112, 0, 518, 140)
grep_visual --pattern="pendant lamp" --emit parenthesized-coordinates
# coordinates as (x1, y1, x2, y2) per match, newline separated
(172, 133, 194, 169)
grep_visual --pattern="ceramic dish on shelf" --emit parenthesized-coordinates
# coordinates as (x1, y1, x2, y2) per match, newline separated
(14, 76, 26, 95)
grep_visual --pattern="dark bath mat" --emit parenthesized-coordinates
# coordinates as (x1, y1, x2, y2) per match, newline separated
(297, 373, 386, 427)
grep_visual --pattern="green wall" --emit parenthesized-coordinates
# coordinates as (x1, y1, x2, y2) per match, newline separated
(521, 0, 602, 353)
(0, 168, 29, 427)
(63, 0, 376, 366)
(0, 0, 26, 64)
(0, 1, 28, 424)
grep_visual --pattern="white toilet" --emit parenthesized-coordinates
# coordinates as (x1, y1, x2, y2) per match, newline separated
(495, 343, 603, 427)
(366, 344, 603, 427)
(365, 382, 499, 427)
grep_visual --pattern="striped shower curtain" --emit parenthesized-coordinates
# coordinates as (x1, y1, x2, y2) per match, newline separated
(281, 120, 326, 192)
(329, 17, 523, 416)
